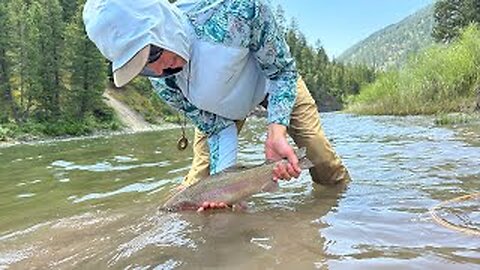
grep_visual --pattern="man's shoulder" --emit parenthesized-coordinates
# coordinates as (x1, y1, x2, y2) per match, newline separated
(178, 0, 264, 19)
(224, 0, 271, 21)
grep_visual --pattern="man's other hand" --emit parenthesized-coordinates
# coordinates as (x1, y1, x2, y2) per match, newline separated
(265, 123, 301, 181)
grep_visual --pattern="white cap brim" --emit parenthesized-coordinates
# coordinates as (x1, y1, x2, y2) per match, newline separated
(113, 45, 150, 87)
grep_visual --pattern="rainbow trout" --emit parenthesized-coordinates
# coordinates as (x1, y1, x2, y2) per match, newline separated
(161, 148, 314, 211)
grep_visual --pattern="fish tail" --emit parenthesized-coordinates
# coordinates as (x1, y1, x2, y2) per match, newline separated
(295, 147, 314, 169)
(294, 147, 307, 159)
(299, 156, 314, 169)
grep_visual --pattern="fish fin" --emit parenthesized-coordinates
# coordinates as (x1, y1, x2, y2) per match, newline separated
(223, 164, 245, 172)
(232, 201, 249, 212)
(261, 180, 279, 193)
(218, 163, 258, 174)
(294, 147, 307, 159)
(293, 147, 315, 169)
(213, 164, 242, 174)
(165, 189, 179, 200)
(299, 157, 314, 169)
(265, 159, 275, 165)
(206, 164, 246, 183)
(237, 163, 259, 170)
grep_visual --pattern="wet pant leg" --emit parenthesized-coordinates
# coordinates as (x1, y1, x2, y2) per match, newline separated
(288, 77, 350, 185)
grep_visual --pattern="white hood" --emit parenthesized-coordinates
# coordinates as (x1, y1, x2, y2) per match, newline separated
(83, 0, 192, 76)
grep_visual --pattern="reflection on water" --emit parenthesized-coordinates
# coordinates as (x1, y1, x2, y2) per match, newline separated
(0, 113, 479, 269)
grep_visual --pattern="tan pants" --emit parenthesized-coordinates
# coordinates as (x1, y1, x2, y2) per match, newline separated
(182, 78, 350, 186)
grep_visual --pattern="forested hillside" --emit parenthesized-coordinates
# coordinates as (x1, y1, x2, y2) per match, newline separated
(0, 0, 118, 138)
(338, 4, 435, 70)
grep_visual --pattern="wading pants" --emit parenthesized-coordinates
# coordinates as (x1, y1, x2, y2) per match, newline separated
(182, 77, 350, 186)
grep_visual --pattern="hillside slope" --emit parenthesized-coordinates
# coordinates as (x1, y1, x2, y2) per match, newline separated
(103, 89, 153, 132)
(338, 4, 435, 70)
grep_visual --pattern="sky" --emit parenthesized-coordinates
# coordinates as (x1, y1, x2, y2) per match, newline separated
(272, 0, 434, 58)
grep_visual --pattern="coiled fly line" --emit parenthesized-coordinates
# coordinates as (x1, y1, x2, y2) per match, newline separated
(429, 192, 480, 236)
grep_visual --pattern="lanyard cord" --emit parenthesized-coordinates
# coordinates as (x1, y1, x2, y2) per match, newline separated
(176, 61, 191, 151)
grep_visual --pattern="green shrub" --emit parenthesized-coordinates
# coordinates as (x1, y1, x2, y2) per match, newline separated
(435, 113, 480, 125)
(348, 24, 480, 115)
(0, 125, 14, 141)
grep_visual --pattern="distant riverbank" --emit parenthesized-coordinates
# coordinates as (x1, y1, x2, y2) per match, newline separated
(0, 123, 183, 149)
(346, 26, 480, 117)
(2, 111, 479, 149)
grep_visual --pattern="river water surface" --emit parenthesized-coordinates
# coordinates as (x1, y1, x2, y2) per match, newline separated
(0, 113, 479, 269)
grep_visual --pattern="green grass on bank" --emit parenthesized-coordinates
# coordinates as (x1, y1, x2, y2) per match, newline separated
(434, 112, 480, 126)
(347, 24, 480, 116)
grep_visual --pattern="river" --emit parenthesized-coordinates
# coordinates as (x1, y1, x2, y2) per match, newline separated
(0, 113, 479, 269)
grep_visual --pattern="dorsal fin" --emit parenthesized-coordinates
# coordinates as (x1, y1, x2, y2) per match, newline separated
(208, 164, 254, 182)
(219, 163, 259, 173)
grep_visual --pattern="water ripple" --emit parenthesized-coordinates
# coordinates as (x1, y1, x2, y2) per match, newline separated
(71, 180, 170, 203)
(51, 160, 170, 172)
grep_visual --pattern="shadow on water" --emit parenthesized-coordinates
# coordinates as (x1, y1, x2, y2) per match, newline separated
(0, 113, 479, 269)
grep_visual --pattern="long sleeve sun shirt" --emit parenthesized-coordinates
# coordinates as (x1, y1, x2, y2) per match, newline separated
(149, 0, 298, 173)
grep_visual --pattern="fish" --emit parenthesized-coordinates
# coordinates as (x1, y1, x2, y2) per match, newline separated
(161, 147, 314, 211)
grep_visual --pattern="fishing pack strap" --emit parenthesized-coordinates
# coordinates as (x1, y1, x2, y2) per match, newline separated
(207, 123, 238, 175)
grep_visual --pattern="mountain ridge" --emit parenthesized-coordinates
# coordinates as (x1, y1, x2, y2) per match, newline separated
(338, 4, 435, 70)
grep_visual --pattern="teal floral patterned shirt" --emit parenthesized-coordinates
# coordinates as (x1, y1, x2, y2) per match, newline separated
(150, 0, 298, 137)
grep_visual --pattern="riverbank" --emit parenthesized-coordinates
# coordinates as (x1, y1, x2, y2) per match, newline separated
(0, 90, 183, 149)
(0, 87, 276, 149)
(2, 111, 479, 150)
(0, 123, 185, 149)
(2, 85, 478, 149)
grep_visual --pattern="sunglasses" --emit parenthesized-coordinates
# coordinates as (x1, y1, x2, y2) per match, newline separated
(139, 45, 183, 78)
(147, 45, 164, 64)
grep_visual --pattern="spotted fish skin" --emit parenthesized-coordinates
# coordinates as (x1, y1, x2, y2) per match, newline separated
(161, 148, 314, 211)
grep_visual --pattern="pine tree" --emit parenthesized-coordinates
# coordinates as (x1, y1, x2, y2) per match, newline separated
(8, 0, 32, 118)
(433, 0, 480, 43)
(64, 4, 107, 119)
(282, 17, 377, 108)
(59, 0, 78, 22)
(27, 0, 64, 120)
(461, 0, 480, 25)
(0, 0, 20, 123)
(286, 19, 300, 58)
(0, 1, 11, 122)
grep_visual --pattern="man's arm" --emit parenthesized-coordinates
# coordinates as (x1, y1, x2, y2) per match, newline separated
(249, 0, 301, 180)
(249, 0, 298, 127)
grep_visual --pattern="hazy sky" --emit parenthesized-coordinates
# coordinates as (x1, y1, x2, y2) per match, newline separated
(272, 0, 434, 58)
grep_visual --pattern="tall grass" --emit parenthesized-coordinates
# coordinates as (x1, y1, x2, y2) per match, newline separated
(347, 24, 480, 115)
